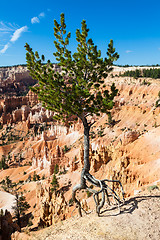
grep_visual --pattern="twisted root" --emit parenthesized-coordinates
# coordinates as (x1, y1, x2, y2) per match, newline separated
(72, 172, 125, 216)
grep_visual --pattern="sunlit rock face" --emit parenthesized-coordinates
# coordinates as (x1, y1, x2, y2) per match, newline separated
(0, 66, 37, 97)
(35, 182, 69, 227)
(31, 124, 80, 175)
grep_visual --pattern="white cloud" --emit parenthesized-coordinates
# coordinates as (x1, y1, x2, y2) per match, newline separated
(39, 12, 45, 18)
(31, 17, 40, 24)
(0, 26, 28, 54)
(1, 10, 45, 54)
(0, 21, 18, 32)
(31, 12, 45, 24)
(125, 50, 133, 54)
(0, 32, 10, 35)
(10, 26, 28, 42)
(0, 43, 10, 54)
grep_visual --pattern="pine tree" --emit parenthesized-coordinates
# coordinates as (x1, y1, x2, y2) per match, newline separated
(25, 13, 119, 216)
(0, 177, 30, 231)
(33, 171, 37, 181)
(0, 156, 8, 170)
(12, 192, 30, 231)
(1, 176, 14, 192)
(54, 164, 59, 174)
(51, 174, 59, 191)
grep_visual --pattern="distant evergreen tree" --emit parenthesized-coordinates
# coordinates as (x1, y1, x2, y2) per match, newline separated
(0, 177, 30, 231)
(0, 156, 8, 170)
(36, 174, 40, 180)
(51, 174, 59, 191)
(134, 69, 141, 78)
(123, 68, 160, 79)
(33, 171, 40, 181)
(1, 176, 14, 192)
(33, 171, 37, 181)
(54, 164, 59, 174)
(12, 192, 30, 231)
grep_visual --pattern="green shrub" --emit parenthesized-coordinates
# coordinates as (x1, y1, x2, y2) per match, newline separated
(86, 190, 92, 198)
(69, 198, 73, 206)
(142, 80, 151, 86)
(54, 164, 59, 174)
(63, 145, 71, 153)
(36, 174, 40, 180)
(90, 131, 96, 139)
(51, 174, 59, 191)
(33, 203, 36, 208)
(147, 185, 159, 192)
(32, 172, 40, 181)
(33, 172, 37, 181)
(42, 174, 45, 180)
(97, 125, 104, 137)
(18, 180, 24, 184)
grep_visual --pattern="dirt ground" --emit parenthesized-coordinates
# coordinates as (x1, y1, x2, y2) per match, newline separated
(24, 189, 160, 240)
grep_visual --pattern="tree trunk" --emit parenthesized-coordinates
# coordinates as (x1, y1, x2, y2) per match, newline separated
(72, 117, 90, 215)
(17, 211, 21, 232)
(80, 117, 90, 187)
(72, 116, 125, 216)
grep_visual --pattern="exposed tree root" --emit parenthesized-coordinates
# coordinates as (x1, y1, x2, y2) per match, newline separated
(72, 171, 125, 217)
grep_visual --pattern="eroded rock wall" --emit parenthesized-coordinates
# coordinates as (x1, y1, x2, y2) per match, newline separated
(35, 182, 69, 227)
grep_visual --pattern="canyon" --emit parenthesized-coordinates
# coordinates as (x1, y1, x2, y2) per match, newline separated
(0, 65, 160, 239)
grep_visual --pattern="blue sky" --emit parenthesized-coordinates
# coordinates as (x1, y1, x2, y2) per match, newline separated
(1, 0, 160, 66)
